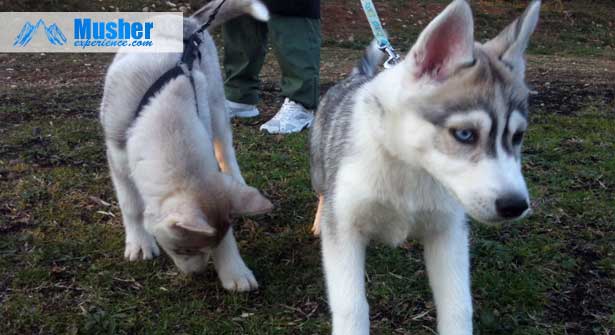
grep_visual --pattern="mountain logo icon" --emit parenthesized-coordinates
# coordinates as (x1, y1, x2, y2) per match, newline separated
(13, 19, 67, 47)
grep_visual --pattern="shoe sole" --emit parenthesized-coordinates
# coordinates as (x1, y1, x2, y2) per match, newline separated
(230, 110, 260, 118)
(260, 120, 313, 134)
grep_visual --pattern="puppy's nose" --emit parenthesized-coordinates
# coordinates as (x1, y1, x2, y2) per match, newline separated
(495, 194, 529, 219)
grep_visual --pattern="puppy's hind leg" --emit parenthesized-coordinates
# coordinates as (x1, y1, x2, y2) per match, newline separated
(107, 146, 160, 261)
(213, 227, 258, 292)
(321, 209, 370, 335)
(422, 213, 473, 335)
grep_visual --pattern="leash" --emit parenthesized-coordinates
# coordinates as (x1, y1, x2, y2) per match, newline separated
(360, 0, 400, 68)
(134, 0, 228, 120)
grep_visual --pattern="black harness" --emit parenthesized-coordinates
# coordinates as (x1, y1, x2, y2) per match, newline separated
(134, 0, 227, 119)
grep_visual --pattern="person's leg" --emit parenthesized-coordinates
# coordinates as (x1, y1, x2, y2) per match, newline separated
(269, 15, 321, 110)
(222, 15, 268, 107)
(260, 15, 321, 133)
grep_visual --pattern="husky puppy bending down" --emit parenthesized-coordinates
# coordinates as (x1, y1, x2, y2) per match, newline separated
(100, 0, 271, 291)
(310, 0, 541, 333)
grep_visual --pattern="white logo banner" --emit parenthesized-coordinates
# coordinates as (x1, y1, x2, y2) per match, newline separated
(1, 12, 184, 53)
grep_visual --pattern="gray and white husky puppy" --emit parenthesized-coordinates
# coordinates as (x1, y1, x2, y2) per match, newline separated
(100, 0, 271, 291)
(310, 0, 541, 333)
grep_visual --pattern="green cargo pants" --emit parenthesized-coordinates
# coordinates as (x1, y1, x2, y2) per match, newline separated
(222, 14, 321, 110)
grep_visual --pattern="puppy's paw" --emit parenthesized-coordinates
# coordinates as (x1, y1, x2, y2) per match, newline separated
(217, 263, 259, 292)
(124, 233, 160, 261)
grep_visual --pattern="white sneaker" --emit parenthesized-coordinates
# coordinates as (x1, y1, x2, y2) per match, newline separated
(226, 100, 260, 118)
(260, 98, 314, 134)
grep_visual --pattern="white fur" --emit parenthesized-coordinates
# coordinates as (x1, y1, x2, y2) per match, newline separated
(321, 1, 540, 334)
(323, 84, 472, 333)
(101, 1, 272, 291)
(213, 227, 259, 291)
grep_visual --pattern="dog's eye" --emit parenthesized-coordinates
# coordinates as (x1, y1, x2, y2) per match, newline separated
(450, 128, 478, 145)
(512, 131, 525, 145)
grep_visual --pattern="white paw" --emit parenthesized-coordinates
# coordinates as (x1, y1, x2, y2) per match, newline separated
(124, 233, 160, 261)
(217, 263, 259, 292)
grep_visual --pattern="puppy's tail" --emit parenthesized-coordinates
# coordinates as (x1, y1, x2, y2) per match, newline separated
(352, 40, 385, 77)
(190, 0, 269, 31)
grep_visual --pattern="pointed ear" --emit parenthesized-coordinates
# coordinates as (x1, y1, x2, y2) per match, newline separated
(165, 213, 216, 236)
(407, 0, 475, 81)
(484, 0, 541, 76)
(222, 175, 273, 216)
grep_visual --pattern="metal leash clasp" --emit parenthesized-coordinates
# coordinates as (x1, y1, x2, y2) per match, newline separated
(361, 0, 401, 69)
(379, 44, 400, 69)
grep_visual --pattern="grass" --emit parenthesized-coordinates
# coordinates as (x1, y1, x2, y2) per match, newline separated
(321, 0, 615, 59)
(1, 1, 615, 334)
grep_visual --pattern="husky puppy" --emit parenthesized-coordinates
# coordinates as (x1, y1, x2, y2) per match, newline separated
(100, 0, 271, 292)
(310, 0, 541, 333)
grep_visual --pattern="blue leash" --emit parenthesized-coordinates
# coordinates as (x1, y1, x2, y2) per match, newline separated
(360, 0, 400, 68)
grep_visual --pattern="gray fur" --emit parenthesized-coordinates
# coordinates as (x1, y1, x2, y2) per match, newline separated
(351, 41, 385, 77)
(310, 78, 372, 196)
(310, 41, 385, 197)
(414, 48, 530, 159)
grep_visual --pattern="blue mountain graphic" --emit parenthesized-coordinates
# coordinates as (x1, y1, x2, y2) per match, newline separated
(13, 19, 67, 47)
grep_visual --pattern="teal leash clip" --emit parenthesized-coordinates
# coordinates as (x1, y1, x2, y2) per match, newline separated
(360, 0, 401, 68)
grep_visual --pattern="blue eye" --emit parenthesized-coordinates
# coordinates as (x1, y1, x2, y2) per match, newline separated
(451, 128, 478, 144)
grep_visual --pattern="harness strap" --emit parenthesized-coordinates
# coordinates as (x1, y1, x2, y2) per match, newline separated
(134, 66, 186, 119)
(193, 0, 228, 36)
(132, 0, 228, 120)
(182, 34, 203, 70)
(133, 36, 202, 119)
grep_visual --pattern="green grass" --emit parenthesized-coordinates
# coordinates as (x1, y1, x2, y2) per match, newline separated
(320, 0, 615, 59)
(1, 74, 614, 334)
(1, 1, 615, 334)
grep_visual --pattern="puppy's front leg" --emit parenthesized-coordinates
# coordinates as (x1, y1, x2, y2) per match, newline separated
(322, 219, 369, 335)
(213, 227, 258, 292)
(423, 214, 473, 335)
(107, 147, 159, 261)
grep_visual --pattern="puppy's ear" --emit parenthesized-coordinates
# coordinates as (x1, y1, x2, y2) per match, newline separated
(484, 0, 541, 77)
(407, 0, 474, 81)
(222, 175, 273, 216)
(165, 213, 216, 236)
